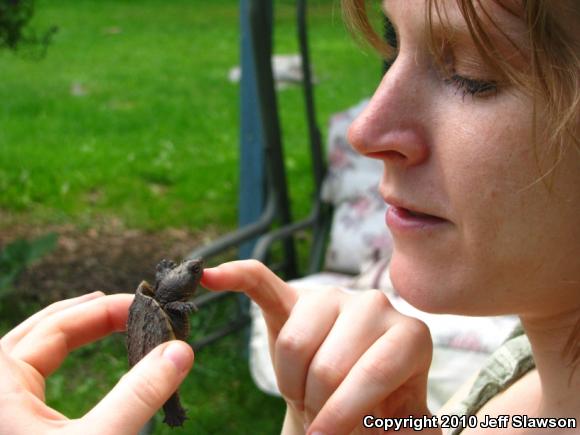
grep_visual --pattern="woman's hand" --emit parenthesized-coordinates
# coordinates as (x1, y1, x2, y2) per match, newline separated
(202, 260, 436, 435)
(0, 292, 194, 435)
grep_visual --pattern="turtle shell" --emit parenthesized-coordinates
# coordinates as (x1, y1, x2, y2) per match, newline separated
(126, 280, 176, 367)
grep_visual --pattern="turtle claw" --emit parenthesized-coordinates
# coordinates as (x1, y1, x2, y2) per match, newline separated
(162, 393, 187, 427)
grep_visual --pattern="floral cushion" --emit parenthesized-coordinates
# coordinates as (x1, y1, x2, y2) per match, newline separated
(321, 99, 393, 274)
(349, 255, 394, 295)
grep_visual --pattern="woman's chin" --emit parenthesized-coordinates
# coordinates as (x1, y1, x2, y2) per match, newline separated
(388, 254, 469, 315)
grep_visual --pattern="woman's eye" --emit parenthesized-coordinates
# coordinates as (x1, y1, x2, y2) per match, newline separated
(437, 41, 499, 99)
(444, 73, 498, 99)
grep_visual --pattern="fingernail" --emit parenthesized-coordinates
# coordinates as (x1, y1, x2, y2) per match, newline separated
(162, 341, 192, 373)
(199, 268, 215, 284)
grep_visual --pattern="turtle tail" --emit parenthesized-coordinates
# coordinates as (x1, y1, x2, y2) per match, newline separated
(162, 391, 187, 427)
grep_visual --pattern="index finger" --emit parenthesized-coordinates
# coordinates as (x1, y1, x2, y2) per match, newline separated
(201, 260, 298, 332)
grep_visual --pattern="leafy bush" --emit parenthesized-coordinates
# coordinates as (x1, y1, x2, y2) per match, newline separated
(0, 0, 56, 55)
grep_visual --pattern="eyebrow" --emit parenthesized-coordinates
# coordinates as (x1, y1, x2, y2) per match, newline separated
(383, 0, 528, 64)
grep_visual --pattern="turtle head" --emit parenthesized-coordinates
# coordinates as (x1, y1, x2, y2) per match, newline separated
(155, 258, 204, 304)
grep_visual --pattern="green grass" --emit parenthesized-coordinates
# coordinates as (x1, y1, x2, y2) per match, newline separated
(0, 0, 382, 433)
(0, 0, 380, 230)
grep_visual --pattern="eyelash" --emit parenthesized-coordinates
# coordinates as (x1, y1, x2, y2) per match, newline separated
(444, 74, 498, 98)
(384, 19, 498, 100)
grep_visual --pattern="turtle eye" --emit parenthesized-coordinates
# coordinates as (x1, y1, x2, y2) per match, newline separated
(189, 262, 201, 274)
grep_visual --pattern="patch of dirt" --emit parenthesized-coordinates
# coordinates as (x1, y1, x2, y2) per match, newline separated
(0, 218, 220, 305)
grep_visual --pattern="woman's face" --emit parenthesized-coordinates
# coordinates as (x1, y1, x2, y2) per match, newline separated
(348, 0, 580, 316)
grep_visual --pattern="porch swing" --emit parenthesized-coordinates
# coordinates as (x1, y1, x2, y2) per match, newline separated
(187, 0, 333, 350)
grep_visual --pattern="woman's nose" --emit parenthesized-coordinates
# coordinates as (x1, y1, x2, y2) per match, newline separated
(347, 63, 430, 168)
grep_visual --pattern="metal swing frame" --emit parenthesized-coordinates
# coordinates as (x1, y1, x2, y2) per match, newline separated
(187, 0, 331, 351)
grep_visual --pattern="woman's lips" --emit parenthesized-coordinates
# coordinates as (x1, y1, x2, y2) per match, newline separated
(386, 205, 449, 233)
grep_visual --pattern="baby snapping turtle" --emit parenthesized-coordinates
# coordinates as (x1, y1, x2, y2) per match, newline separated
(126, 258, 203, 427)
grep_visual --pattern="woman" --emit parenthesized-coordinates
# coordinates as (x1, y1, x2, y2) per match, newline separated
(204, 0, 580, 433)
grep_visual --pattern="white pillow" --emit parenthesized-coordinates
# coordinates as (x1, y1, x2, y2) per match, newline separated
(321, 99, 393, 273)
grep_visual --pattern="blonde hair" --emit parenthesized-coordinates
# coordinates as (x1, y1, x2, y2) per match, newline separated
(341, 0, 580, 367)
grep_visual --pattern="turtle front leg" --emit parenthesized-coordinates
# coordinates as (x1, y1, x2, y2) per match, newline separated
(165, 301, 198, 314)
(162, 391, 187, 427)
(165, 301, 197, 340)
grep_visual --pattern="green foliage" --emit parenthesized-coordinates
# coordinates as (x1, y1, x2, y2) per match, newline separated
(0, 0, 34, 49)
(0, 232, 57, 300)
(0, 0, 56, 55)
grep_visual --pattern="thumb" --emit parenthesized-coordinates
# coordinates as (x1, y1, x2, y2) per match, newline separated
(82, 340, 194, 434)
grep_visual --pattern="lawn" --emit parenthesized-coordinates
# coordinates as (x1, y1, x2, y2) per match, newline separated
(0, 0, 381, 433)
(0, 0, 380, 230)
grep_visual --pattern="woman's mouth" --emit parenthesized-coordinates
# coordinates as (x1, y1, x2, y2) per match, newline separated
(386, 205, 449, 233)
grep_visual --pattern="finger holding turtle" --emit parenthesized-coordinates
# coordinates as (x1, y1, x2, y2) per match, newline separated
(0, 292, 193, 435)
